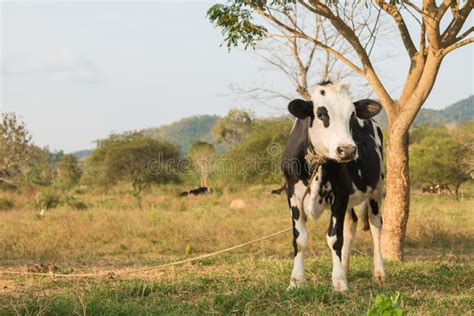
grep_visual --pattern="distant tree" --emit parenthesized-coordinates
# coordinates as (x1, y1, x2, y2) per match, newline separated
(0, 113, 32, 188)
(212, 109, 253, 145)
(225, 117, 293, 184)
(188, 141, 217, 188)
(453, 121, 474, 193)
(24, 146, 55, 187)
(85, 132, 180, 207)
(410, 125, 472, 199)
(56, 154, 82, 190)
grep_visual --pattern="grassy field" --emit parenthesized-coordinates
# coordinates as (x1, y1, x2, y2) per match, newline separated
(0, 186, 473, 314)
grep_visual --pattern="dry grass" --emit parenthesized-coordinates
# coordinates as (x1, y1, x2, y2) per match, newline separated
(0, 185, 473, 268)
(0, 185, 472, 314)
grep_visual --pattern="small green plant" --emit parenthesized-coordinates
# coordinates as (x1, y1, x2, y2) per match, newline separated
(0, 197, 15, 210)
(185, 244, 192, 255)
(367, 292, 404, 316)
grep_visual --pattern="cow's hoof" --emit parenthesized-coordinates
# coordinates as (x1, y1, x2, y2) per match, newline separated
(287, 279, 304, 291)
(333, 280, 349, 292)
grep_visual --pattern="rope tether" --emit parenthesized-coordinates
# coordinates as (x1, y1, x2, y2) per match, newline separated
(0, 228, 292, 279)
(300, 145, 327, 214)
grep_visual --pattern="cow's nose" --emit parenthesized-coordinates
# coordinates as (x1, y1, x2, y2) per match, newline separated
(337, 145, 357, 161)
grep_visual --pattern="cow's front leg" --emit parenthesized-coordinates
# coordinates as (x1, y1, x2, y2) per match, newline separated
(327, 202, 348, 292)
(368, 199, 385, 284)
(342, 208, 357, 275)
(288, 196, 308, 290)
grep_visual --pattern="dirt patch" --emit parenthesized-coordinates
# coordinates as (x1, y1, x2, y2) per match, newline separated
(0, 279, 20, 294)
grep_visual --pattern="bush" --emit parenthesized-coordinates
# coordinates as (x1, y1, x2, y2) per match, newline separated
(0, 197, 15, 210)
(63, 195, 88, 210)
(35, 188, 61, 210)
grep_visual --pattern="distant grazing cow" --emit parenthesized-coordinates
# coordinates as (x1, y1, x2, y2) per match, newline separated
(281, 81, 385, 292)
(179, 187, 209, 197)
(422, 184, 451, 195)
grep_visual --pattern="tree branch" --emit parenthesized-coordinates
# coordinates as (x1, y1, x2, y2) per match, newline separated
(401, 1, 423, 15)
(441, 1, 472, 46)
(441, 36, 474, 56)
(374, 0, 418, 58)
(437, 0, 453, 19)
(251, 3, 365, 76)
(453, 26, 473, 43)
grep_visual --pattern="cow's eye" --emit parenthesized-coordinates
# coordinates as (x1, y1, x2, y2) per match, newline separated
(316, 106, 330, 127)
(316, 107, 328, 119)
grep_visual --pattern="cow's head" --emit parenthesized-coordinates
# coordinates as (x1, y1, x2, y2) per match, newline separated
(288, 81, 382, 162)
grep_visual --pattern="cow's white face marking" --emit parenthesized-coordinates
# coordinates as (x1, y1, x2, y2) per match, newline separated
(308, 82, 357, 161)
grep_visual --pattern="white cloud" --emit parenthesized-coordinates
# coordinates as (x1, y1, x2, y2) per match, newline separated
(2, 50, 102, 82)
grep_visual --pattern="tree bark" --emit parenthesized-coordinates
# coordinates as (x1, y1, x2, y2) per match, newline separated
(381, 125, 410, 261)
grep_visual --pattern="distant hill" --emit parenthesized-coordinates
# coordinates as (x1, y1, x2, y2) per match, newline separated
(143, 115, 223, 155)
(374, 95, 473, 127)
(71, 96, 472, 157)
(439, 95, 473, 122)
(71, 149, 92, 160)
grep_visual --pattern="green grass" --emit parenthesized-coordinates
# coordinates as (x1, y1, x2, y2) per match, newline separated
(0, 187, 473, 314)
(1, 256, 472, 315)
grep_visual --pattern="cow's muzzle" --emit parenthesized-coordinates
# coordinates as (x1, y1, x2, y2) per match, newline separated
(336, 145, 357, 162)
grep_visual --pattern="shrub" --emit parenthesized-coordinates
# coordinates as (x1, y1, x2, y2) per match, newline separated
(35, 188, 61, 210)
(63, 195, 88, 210)
(0, 197, 15, 210)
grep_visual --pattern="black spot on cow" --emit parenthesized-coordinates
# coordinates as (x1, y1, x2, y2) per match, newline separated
(331, 233, 343, 260)
(370, 199, 379, 215)
(350, 163, 367, 193)
(320, 89, 326, 96)
(351, 208, 358, 222)
(363, 120, 375, 137)
(316, 106, 330, 128)
(376, 126, 384, 144)
(291, 204, 300, 256)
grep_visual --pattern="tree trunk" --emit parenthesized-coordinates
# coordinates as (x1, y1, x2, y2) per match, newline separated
(454, 180, 467, 200)
(381, 126, 410, 261)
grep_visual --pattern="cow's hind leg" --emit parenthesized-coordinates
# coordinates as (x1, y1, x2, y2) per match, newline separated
(288, 195, 308, 290)
(342, 208, 357, 276)
(368, 198, 385, 284)
(327, 202, 349, 292)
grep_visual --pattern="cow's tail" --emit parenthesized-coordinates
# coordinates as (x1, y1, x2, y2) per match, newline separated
(358, 200, 370, 231)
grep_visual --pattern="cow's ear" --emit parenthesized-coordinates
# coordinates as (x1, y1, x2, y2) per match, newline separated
(288, 99, 313, 119)
(354, 99, 382, 119)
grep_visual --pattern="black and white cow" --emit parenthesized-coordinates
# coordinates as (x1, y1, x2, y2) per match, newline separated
(281, 81, 385, 292)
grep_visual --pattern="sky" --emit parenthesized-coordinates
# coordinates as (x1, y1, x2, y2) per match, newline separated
(1, 1, 473, 152)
